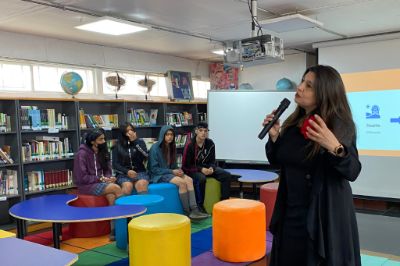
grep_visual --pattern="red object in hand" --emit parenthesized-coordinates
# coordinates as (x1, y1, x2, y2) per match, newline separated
(301, 116, 317, 139)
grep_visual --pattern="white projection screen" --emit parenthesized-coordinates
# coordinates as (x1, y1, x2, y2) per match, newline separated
(208, 90, 296, 163)
(318, 39, 400, 200)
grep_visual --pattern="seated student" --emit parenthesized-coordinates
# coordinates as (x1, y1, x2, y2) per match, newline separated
(73, 128, 123, 240)
(147, 125, 209, 221)
(183, 121, 232, 213)
(111, 122, 151, 196)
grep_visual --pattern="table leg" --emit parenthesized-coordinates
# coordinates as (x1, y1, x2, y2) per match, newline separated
(239, 182, 243, 199)
(16, 219, 24, 239)
(52, 222, 62, 249)
(253, 183, 257, 200)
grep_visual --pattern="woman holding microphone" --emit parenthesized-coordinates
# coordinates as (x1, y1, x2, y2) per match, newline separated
(263, 65, 361, 266)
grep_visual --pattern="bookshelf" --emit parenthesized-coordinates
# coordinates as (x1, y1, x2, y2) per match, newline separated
(0, 98, 207, 231)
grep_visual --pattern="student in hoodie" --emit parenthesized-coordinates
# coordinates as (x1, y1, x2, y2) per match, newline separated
(111, 122, 150, 196)
(74, 128, 123, 240)
(147, 125, 209, 221)
(183, 121, 232, 213)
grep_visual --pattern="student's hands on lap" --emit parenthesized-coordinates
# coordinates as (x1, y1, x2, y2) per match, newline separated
(109, 177, 117, 183)
(208, 167, 214, 175)
(201, 168, 211, 176)
(173, 169, 184, 177)
(128, 170, 138, 178)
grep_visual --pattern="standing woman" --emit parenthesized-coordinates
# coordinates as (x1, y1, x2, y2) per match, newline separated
(74, 128, 123, 240)
(111, 122, 151, 196)
(147, 125, 209, 221)
(263, 65, 361, 266)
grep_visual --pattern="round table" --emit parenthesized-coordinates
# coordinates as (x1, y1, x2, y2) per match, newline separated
(224, 169, 278, 200)
(9, 195, 146, 249)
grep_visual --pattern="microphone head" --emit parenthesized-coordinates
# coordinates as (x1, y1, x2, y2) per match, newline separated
(281, 98, 291, 107)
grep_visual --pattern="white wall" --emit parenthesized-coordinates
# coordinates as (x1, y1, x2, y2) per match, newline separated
(0, 30, 210, 77)
(238, 53, 314, 90)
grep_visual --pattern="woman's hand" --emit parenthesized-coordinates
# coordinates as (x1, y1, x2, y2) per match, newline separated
(201, 168, 211, 176)
(262, 109, 281, 142)
(109, 177, 117, 183)
(127, 170, 138, 179)
(126, 130, 137, 142)
(306, 115, 341, 152)
(173, 169, 184, 177)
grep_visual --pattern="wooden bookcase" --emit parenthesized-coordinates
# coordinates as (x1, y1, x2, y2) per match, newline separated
(0, 98, 207, 230)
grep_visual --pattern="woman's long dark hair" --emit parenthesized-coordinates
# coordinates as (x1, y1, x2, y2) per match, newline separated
(161, 129, 176, 165)
(85, 128, 110, 171)
(281, 65, 354, 158)
(114, 122, 136, 165)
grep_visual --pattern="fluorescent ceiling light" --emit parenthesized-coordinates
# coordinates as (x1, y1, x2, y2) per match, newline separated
(76, 16, 151, 35)
(210, 49, 224, 55)
(258, 14, 323, 33)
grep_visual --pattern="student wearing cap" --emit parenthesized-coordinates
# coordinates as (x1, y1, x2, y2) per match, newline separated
(182, 121, 232, 214)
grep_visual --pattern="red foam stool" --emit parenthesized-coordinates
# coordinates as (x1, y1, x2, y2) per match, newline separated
(260, 182, 279, 231)
(68, 190, 110, 238)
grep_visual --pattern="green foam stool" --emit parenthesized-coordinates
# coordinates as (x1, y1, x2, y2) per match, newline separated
(204, 177, 221, 214)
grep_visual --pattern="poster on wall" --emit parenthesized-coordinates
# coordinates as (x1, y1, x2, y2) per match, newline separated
(165, 70, 194, 101)
(210, 63, 239, 90)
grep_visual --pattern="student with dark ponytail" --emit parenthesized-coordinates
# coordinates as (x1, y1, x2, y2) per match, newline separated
(74, 128, 123, 240)
(111, 122, 151, 196)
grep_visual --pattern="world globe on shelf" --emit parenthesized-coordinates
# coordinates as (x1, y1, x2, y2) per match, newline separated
(60, 72, 84, 98)
(276, 78, 293, 90)
(238, 83, 253, 90)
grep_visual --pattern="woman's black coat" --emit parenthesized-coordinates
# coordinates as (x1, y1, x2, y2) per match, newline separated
(266, 128, 362, 266)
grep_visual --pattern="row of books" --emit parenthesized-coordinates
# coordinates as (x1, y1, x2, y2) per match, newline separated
(79, 113, 118, 129)
(175, 132, 193, 148)
(198, 112, 207, 122)
(127, 108, 158, 127)
(21, 137, 73, 162)
(0, 146, 14, 165)
(166, 112, 194, 126)
(0, 113, 12, 132)
(20, 106, 69, 130)
(0, 170, 18, 195)
(25, 168, 73, 192)
(176, 154, 183, 168)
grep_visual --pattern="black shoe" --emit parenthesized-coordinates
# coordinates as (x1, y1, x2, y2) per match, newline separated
(198, 205, 212, 218)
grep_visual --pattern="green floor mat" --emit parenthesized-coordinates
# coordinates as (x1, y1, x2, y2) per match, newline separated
(73, 250, 121, 266)
(191, 217, 213, 230)
(92, 242, 128, 259)
(191, 227, 203, 234)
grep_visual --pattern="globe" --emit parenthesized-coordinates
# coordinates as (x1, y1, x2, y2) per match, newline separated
(60, 72, 83, 98)
(276, 78, 293, 90)
(238, 83, 253, 90)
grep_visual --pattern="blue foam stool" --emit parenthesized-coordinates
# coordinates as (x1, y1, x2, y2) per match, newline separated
(131, 183, 185, 215)
(115, 195, 164, 250)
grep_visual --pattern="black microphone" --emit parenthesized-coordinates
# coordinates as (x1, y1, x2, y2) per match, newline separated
(258, 98, 291, 140)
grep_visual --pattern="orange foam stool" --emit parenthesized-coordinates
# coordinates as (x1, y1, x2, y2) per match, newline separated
(260, 182, 279, 230)
(68, 190, 110, 238)
(213, 199, 266, 262)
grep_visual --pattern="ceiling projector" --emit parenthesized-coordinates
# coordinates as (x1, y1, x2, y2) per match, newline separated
(223, 34, 284, 69)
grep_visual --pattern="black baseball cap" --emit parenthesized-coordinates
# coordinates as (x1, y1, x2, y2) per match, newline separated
(197, 121, 209, 130)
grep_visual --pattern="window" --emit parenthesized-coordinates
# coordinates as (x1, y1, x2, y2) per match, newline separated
(192, 80, 210, 99)
(32, 66, 94, 93)
(102, 72, 168, 97)
(0, 63, 32, 91)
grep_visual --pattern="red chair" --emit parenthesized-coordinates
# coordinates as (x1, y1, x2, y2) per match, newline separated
(68, 190, 110, 238)
(260, 182, 279, 231)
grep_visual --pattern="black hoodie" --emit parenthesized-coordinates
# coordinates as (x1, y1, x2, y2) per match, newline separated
(183, 137, 216, 172)
(111, 139, 148, 175)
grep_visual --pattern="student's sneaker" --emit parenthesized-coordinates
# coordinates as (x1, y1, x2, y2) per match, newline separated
(189, 206, 210, 221)
(198, 205, 212, 218)
(109, 229, 116, 241)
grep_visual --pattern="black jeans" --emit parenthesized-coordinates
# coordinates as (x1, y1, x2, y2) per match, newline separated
(189, 167, 232, 206)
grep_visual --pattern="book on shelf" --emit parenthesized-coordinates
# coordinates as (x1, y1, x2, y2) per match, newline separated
(20, 106, 69, 131)
(141, 138, 158, 151)
(166, 112, 193, 126)
(176, 154, 183, 168)
(79, 112, 118, 129)
(0, 170, 19, 195)
(127, 108, 156, 127)
(0, 147, 14, 164)
(175, 132, 192, 148)
(198, 112, 207, 122)
(106, 139, 117, 150)
(25, 168, 73, 192)
(21, 138, 73, 162)
(0, 113, 12, 132)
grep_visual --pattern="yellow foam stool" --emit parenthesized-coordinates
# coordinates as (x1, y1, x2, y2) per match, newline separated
(129, 213, 191, 266)
(0, 230, 16, 238)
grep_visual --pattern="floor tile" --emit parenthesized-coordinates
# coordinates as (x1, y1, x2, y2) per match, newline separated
(63, 234, 113, 249)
